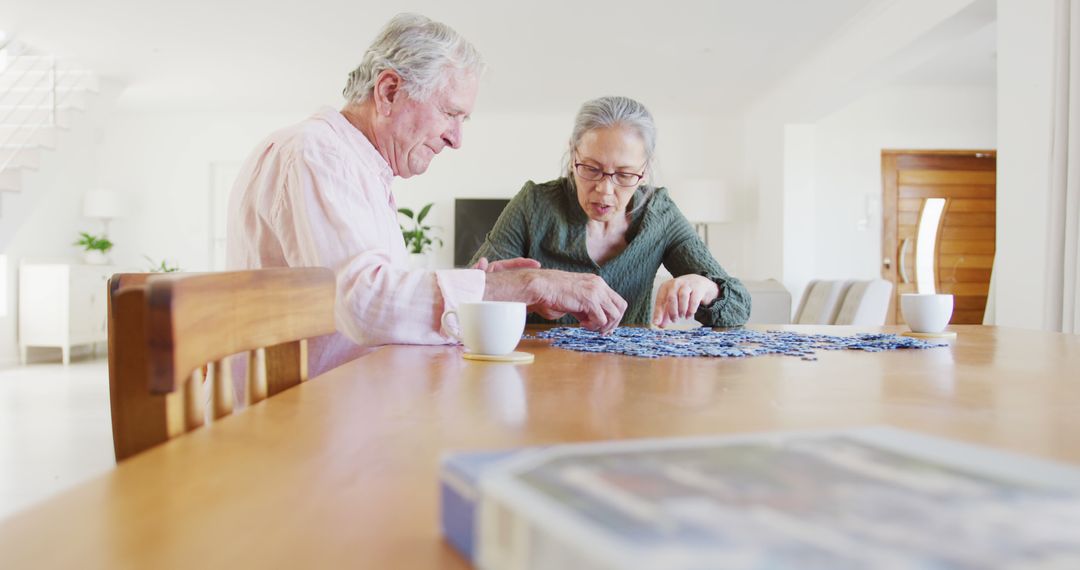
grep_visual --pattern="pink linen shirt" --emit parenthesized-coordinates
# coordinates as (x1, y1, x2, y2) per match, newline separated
(227, 107, 485, 376)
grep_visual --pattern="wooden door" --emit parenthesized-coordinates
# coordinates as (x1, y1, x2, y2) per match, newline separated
(881, 150, 996, 325)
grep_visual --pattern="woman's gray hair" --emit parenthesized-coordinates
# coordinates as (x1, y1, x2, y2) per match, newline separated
(342, 13, 484, 104)
(564, 96, 659, 210)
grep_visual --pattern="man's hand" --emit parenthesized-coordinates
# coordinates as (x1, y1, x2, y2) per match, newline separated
(472, 257, 541, 273)
(484, 269, 627, 333)
(532, 272, 627, 334)
(652, 274, 719, 328)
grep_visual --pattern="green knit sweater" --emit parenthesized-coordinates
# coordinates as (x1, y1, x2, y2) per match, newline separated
(470, 178, 751, 327)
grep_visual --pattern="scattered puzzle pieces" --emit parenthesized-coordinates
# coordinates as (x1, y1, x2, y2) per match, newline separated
(527, 327, 948, 360)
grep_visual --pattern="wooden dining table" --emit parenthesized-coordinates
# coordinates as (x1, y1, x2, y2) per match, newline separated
(1, 325, 1078, 568)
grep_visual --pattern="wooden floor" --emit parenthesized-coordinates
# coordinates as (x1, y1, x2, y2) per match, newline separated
(0, 356, 113, 521)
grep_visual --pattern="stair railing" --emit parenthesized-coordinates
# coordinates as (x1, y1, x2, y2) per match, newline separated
(0, 44, 91, 173)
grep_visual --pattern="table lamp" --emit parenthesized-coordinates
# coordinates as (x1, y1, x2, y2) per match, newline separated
(670, 179, 735, 246)
(83, 190, 124, 236)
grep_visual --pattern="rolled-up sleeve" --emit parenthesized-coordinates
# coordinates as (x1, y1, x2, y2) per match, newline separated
(272, 149, 485, 346)
(659, 192, 751, 327)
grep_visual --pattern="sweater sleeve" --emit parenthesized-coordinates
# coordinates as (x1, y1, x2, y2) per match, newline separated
(468, 182, 533, 265)
(656, 190, 752, 327)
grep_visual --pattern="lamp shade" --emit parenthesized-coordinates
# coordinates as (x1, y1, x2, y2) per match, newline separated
(670, 179, 735, 223)
(83, 190, 124, 219)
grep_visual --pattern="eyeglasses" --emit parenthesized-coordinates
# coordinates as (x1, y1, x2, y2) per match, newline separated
(573, 162, 645, 188)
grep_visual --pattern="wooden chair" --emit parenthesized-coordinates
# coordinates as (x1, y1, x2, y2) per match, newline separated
(107, 268, 336, 461)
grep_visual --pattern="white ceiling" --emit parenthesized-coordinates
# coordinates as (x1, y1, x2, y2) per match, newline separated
(2, 0, 880, 114)
(895, 21, 997, 87)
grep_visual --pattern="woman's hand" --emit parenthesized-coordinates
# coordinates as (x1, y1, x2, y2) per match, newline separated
(472, 257, 541, 273)
(652, 275, 719, 327)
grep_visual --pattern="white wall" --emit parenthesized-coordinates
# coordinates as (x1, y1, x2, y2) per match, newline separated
(995, 0, 1056, 329)
(99, 109, 304, 272)
(807, 84, 997, 303)
(782, 124, 818, 306)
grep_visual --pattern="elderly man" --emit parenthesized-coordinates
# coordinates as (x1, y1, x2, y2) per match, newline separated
(227, 13, 626, 375)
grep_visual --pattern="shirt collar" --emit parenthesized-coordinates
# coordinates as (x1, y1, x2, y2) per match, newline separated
(315, 106, 394, 188)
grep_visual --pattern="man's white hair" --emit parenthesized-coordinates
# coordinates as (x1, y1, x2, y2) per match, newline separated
(342, 13, 484, 103)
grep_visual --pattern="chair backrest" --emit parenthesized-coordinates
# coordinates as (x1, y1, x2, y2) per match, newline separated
(793, 280, 853, 324)
(108, 268, 336, 461)
(834, 279, 894, 326)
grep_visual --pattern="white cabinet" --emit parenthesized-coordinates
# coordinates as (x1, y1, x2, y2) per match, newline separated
(18, 263, 119, 365)
(743, 279, 793, 325)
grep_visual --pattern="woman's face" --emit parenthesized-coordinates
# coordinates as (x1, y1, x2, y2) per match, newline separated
(572, 126, 648, 223)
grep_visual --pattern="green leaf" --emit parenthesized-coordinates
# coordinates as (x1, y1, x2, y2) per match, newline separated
(416, 203, 433, 223)
(142, 254, 180, 273)
(75, 231, 112, 252)
(396, 203, 442, 254)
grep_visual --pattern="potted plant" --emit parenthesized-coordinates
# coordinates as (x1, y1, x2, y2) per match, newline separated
(398, 202, 443, 269)
(143, 255, 181, 273)
(74, 231, 114, 265)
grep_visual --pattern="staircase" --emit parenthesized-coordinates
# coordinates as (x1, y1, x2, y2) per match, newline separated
(0, 35, 98, 217)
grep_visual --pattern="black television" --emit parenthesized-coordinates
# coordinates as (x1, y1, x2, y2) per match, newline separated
(454, 198, 511, 267)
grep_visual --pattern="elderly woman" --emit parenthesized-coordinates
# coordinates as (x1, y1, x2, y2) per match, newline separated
(471, 96, 751, 327)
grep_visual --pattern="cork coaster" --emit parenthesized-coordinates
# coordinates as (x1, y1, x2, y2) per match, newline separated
(901, 330, 958, 339)
(462, 351, 535, 363)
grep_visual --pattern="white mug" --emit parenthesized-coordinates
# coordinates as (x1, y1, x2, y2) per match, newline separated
(441, 302, 526, 355)
(901, 293, 954, 333)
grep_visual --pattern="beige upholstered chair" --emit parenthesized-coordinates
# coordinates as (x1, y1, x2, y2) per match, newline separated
(793, 279, 894, 326)
(834, 279, 893, 325)
(793, 280, 853, 324)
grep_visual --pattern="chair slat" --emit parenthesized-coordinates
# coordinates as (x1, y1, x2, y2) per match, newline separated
(265, 340, 308, 396)
(211, 359, 234, 420)
(185, 369, 206, 432)
(164, 390, 186, 439)
(247, 348, 268, 406)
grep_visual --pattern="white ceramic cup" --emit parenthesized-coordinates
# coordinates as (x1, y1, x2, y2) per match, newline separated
(441, 301, 526, 355)
(900, 293, 954, 333)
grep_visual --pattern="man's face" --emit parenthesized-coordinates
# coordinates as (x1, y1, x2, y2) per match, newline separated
(387, 70, 479, 178)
